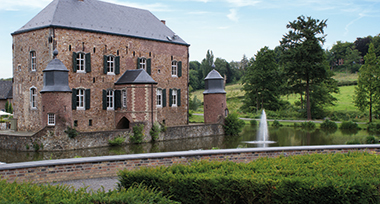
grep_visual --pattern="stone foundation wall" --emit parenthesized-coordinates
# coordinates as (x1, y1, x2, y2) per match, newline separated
(0, 124, 224, 151)
(1, 145, 380, 183)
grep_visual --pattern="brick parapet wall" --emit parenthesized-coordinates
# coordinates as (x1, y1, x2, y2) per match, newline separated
(1, 144, 380, 183)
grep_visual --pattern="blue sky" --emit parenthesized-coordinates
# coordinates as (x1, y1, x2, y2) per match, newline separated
(1, 0, 380, 79)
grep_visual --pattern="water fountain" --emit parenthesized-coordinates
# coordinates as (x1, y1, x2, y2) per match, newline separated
(243, 109, 276, 147)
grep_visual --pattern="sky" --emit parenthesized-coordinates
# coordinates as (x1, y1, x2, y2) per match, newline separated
(1, 0, 380, 79)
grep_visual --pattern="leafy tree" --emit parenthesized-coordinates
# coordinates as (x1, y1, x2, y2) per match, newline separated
(343, 46, 361, 73)
(354, 43, 380, 122)
(354, 36, 371, 57)
(228, 61, 243, 82)
(329, 41, 354, 70)
(240, 54, 249, 70)
(214, 57, 228, 79)
(242, 46, 283, 111)
(201, 50, 214, 79)
(280, 15, 333, 120)
(189, 69, 201, 90)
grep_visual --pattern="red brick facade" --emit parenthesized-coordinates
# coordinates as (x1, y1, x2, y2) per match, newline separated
(204, 93, 227, 124)
(12, 27, 189, 132)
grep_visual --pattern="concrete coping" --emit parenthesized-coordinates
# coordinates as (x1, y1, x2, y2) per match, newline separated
(1, 144, 380, 171)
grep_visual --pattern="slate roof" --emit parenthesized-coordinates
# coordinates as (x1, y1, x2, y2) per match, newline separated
(115, 69, 157, 85)
(0, 81, 13, 100)
(12, 0, 188, 46)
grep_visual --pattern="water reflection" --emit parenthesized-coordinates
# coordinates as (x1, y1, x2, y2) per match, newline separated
(0, 125, 372, 163)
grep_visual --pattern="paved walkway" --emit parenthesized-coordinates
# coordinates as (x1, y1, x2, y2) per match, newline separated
(51, 177, 119, 192)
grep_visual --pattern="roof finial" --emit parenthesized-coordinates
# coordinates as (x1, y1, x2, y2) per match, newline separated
(212, 63, 215, 69)
(53, 49, 58, 59)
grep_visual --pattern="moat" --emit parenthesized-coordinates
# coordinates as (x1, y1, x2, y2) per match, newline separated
(1, 125, 371, 163)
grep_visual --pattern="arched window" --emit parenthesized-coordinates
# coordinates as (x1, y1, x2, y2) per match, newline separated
(30, 87, 37, 109)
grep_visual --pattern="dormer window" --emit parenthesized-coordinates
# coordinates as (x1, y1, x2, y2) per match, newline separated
(30, 51, 36, 71)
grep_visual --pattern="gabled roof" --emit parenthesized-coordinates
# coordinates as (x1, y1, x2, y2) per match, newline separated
(115, 69, 157, 85)
(12, 0, 188, 46)
(0, 81, 12, 100)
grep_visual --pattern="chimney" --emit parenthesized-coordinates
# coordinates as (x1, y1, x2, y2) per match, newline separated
(161, 20, 166, 25)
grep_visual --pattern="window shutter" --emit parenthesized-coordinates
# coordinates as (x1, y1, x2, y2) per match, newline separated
(178, 61, 182, 77)
(85, 53, 91, 73)
(103, 55, 107, 74)
(115, 90, 121, 109)
(147, 58, 151, 75)
(102, 90, 107, 110)
(72, 88, 77, 110)
(72, 52, 77, 73)
(115, 56, 120, 75)
(169, 89, 172, 107)
(85, 89, 91, 110)
(177, 89, 181, 106)
(137, 57, 140, 69)
(162, 89, 166, 107)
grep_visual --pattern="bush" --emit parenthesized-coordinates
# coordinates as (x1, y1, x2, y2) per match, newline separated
(250, 119, 257, 127)
(367, 122, 380, 133)
(366, 136, 378, 144)
(64, 126, 78, 139)
(223, 113, 245, 136)
(346, 139, 361, 144)
(130, 124, 145, 144)
(340, 121, 359, 130)
(272, 120, 282, 127)
(0, 180, 178, 204)
(301, 121, 316, 129)
(149, 122, 161, 142)
(108, 135, 126, 146)
(320, 119, 338, 129)
(189, 95, 201, 111)
(118, 152, 380, 204)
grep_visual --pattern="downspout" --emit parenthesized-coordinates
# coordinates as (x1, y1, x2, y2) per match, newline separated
(151, 84, 154, 127)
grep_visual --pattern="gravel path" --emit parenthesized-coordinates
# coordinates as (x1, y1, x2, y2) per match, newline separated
(51, 177, 119, 192)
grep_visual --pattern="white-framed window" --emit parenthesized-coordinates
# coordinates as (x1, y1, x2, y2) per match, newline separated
(157, 89, 162, 107)
(48, 113, 55, 126)
(172, 89, 177, 107)
(76, 89, 85, 110)
(122, 89, 127, 108)
(107, 90, 114, 110)
(171, 61, 177, 76)
(30, 51, 36, 71)
(107, 55, 115, 74)
(76, 52, 85, 73)
(139, 58, 146, 70)
(30, 87, 37, 109)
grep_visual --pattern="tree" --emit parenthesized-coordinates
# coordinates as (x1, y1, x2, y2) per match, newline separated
(280, 15, 332, 120)
(343, 46, 361, 73)
(242, 46, 283, 111)
(240, 54, 249, 70)
(354, 43, 380, 122)
(329, 41, 354, 70)
(354, 36, 371, 57)
(200, 50, 214, 79)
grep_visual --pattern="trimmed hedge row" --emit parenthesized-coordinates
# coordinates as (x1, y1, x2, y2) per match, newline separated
(118, 152, 380, 204)
(0, 181, 179, 204)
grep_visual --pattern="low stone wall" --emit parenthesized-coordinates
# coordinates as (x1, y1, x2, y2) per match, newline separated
(1, 144, 380, 183)
(0, 124, 224, 151)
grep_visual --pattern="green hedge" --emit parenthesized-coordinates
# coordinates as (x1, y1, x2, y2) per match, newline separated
(0, 181, 178, 204)
(118, 152, 380, 204)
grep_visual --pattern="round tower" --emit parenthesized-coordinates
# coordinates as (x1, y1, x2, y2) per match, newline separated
(40, 49, 72, 128)
(203, 66, 228, 124)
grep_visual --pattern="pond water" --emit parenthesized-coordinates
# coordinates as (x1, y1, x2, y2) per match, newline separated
(0, 125, 372, 163)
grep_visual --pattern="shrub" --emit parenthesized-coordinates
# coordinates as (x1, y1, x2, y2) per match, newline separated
(367, 122, 380, 133)
(189, 95, 201, 111)
(250, 119, 257, 127)
(223, 113, 245, 136)
(108, 135, 126, 146)
(0, 180, 178, 204)
(340, 121, 359, 130)
(130, 124, 145, 144)
(32, 142, 40, 152)
(272, 120, 282, 127)
(366, 136, 378, 144)
(118, 153, 380, 204)
(320, 119, 338, 129)
(64, 126, 78, 139)
(301, 121, 316, 129)
(346, 139, 361, 144)
(150, 122, 161, 142)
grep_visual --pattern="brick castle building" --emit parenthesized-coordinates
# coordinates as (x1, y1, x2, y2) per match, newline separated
(12, 0, 190, 132)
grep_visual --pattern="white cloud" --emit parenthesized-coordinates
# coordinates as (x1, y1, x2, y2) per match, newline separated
(225, 0, 260, 7)
(227, 8, 239, 22)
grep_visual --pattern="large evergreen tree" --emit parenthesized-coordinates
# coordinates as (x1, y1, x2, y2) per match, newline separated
(242, 46, 283, 111)
(354, 43, 380, 122)
(280, 15, 334, 120)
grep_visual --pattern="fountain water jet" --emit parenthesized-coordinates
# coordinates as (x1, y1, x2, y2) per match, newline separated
(243, 109, 276, 147)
